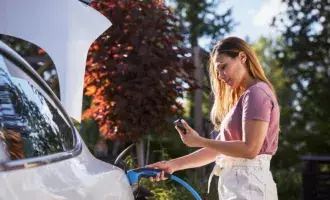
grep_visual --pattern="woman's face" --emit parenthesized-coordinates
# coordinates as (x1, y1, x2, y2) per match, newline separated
(213, 52, 248, 89)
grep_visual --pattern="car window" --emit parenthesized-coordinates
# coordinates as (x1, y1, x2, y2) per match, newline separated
(0, 53, 74, 161)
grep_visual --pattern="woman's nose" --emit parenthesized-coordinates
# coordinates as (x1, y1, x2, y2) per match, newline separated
(218, 71, 225, 80)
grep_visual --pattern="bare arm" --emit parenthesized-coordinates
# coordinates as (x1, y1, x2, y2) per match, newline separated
(198, 120, 268, 159)
(169, 147, 220, 172)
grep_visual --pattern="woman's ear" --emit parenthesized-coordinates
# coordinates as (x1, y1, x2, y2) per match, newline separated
(239, 52, 247, 64)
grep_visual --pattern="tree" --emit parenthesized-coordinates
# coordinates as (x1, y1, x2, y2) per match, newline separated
(271, 1, 330, 198)
(170, 0, 235, 48)
(273, 0, 330, 155)
(82, 0, 196, 165)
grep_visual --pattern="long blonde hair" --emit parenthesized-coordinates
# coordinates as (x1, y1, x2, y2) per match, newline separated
(209, 37, 276, 131)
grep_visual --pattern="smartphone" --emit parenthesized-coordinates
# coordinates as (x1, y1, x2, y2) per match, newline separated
(174, 119, 186, 134)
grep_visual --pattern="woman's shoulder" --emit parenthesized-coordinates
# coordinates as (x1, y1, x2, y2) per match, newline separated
(245, 81, 277, 102)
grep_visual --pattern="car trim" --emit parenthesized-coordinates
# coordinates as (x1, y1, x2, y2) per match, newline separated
(0, 40, 82, 172)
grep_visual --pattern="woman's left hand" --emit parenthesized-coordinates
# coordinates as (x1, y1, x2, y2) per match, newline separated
(176, 120, 204, 147)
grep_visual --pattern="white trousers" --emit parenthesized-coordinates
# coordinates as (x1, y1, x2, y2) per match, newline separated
(208, 154, 278, 200)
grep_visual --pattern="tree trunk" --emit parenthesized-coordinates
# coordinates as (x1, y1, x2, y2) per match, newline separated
(145, 135, 151, 165)
(111, 140, 120, 157)
(193, 47, 203, 137)
(136, 138, 145, 167)
(193, 46, 206, 183)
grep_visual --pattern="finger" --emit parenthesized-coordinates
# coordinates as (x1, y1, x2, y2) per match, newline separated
(146, 163, 160, 169)
(181, 120, 193, 132)
(146, 162, 158, 168)
(150, 177, 154, 182)
(156, 173, 161, 181)
(175, 126, 184, 138)
(161, 171, 166, 180)
(161, 161, 167, 168)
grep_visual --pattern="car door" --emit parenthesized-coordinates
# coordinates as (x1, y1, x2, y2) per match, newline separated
(0, 41, 134, 200)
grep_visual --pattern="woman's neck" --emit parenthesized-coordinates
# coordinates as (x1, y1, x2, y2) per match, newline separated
(241, 75, 258, 90)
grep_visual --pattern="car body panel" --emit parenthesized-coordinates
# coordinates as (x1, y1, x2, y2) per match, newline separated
(0, 140, 133, 200)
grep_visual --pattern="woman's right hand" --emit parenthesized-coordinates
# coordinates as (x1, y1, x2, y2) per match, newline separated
(146, 160, 176, 182)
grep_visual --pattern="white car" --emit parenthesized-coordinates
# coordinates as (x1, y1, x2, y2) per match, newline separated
(0, 0, 135, 199)
(0, 40, 135, 200)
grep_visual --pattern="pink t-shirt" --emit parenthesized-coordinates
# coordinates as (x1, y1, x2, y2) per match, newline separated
(219, 81, 280, 155)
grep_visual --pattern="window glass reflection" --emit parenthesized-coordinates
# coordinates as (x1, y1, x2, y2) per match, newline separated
(0, 54, 74, 160)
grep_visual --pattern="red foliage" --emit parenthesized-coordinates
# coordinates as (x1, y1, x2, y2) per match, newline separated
(83, 0, 195, 141)
(38, 49, 46, 55)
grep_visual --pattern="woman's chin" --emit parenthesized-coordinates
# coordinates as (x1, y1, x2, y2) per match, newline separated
(225, 79, 238, 89)
(228, 82, 238, 90)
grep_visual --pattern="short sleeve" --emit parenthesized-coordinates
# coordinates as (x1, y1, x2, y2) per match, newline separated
(242, 87, 273, 122)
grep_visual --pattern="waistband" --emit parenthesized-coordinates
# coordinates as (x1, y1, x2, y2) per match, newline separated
(216, 154, 272, 169)
(207, 154, 272, 193)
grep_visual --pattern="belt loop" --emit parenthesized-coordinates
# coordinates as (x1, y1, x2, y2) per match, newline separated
(208, 156, 224, 194)
(207, 164, 217, 193)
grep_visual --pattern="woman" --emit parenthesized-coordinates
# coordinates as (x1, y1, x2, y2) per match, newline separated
(147, 37, 279, 200)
